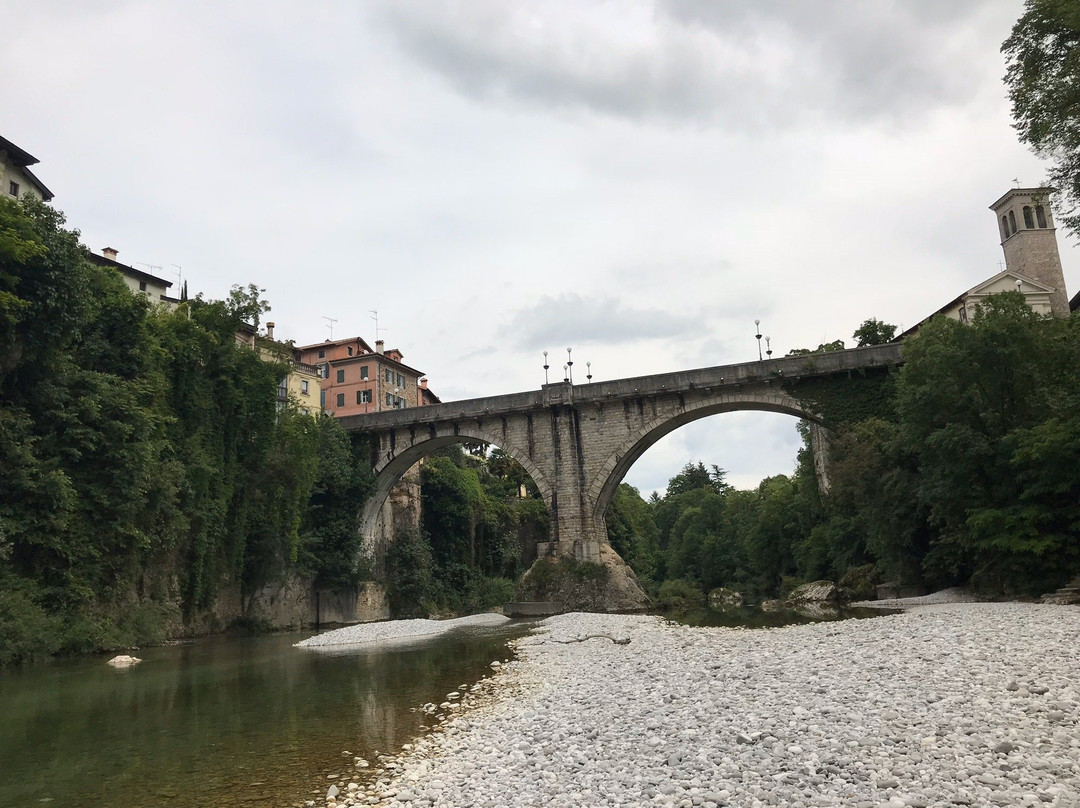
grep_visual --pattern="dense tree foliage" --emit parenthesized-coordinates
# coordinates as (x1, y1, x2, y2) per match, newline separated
(610, 297, 1080, 602)
(0, 198, 364, 665)
(1004, 0, 1080, 236)
(852, 317, 898, 347)
(385, 444, 548, 616)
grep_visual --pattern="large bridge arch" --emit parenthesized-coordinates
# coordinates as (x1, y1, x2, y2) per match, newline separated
(359, 427, 554, 547)
(587, 389, 824, 527)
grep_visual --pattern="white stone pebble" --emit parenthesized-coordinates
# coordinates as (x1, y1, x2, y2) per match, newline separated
(368, 603, 1080, 807)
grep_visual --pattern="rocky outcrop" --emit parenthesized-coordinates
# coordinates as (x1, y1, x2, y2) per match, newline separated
(515, 542, 649, 613)
(1042, 576, 1080, 605)
(787, 580, 842, 605)
(785, 580, 843, 619)
(838, 564, 878, 600)
(707, 587, 743, 612)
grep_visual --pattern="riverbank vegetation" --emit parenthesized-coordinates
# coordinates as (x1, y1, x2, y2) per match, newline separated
(609, 299, 1080, 605)
(387, 445, 549, 617)
(0, 197, 374, 666)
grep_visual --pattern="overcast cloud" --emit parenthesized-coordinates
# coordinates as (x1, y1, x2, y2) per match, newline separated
(3, 0, 1073, 497)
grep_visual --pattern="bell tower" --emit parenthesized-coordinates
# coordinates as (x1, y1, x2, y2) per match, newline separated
(989, 187, 1069, 317)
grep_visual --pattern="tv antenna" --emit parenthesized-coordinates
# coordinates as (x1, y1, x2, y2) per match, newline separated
(369, 310, 387, 341)
(322, 316, 338, 340)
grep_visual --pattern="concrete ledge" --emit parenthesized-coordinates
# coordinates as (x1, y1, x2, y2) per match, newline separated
(504, 601, 564, 618)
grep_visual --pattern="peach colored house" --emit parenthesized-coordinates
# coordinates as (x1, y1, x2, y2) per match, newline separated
(296, 337, 434, 416)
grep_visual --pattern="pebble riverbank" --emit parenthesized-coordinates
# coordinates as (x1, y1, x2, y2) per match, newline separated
(312, 603, 1079, 808)
(295, 613, 510, 649)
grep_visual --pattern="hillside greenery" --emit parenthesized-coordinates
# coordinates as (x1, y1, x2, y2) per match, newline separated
(0, 197, 374, 665)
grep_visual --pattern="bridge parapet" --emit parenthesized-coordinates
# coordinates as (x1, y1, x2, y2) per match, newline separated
(339, 343, 902, 432)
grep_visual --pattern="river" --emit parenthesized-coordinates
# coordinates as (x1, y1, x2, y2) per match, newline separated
(0, 622, 531, 808)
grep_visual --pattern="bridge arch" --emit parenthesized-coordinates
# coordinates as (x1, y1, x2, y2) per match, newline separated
(587, 389, 824, 527)
(360, 426, 554, 546)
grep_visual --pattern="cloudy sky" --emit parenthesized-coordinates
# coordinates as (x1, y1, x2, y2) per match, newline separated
(5, 0, 1074, 496)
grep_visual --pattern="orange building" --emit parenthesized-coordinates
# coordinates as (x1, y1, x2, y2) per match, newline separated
(296, 337, 436, 416)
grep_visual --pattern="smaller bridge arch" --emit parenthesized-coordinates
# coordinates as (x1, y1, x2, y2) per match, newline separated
(359, 425, 554, 549)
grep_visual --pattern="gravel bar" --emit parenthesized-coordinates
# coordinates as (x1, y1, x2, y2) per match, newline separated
(852, 587, 986, 610)
(341, 603, 1079, 808)
(295, 612, 510, 648)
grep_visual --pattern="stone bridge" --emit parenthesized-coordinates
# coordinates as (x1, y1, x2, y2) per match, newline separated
(337, 344, 902, 562)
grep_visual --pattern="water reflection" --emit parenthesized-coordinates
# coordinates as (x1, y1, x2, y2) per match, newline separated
(0, 623, 530, 808)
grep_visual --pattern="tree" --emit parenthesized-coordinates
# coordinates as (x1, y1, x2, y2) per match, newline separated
(896, 294, 1079, 592)
(787, 339, 845, 356)
(664, 461, 730, 498)
(224, 283, 271, 328)
(852, 318, 897, 347)
(1003, 1, 1080, 236)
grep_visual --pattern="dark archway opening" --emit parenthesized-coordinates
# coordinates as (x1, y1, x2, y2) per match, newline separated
(368, 439, 550, 617)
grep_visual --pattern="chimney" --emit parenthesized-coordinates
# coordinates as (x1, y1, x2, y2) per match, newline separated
(376, 339, 385, 354)
(420, 378, 428, 390)
(102, 247, 118, 261)
(266, 322, 275, 340)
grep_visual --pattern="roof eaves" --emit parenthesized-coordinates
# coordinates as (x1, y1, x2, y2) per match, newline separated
(21, 166, 54, 201)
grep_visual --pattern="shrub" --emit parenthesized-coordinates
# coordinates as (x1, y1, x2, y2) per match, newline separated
(655, 579, 705, 610)
(0, 577, 61, 667)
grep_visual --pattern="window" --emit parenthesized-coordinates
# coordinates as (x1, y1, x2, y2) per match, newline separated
(139, 281, 147, 292)
(386, 393, 393, 407)
(1001, 215, 1010, 239)
(301, 380, 309, 395)
(347, 346, 354, 356)
(336, 393, 345, 407)
(320, 390, 326, 408)
(357, 389, 372, 404)
(317, 349, 325, 359)
(396, 373, 405, 387)
(1023, 206, 1034, 229)
(1036, 205, 1048, 228)
(320, 363, 329, 379)
(1008, 210, 1017, 234)
(277, 378, 288, 399)
(360, 366, 369, 379)
(336, 369, 345, 383)
(959, 306, 968, 324)
(385, 369, 392, 383)
(8, 181, 18, 197)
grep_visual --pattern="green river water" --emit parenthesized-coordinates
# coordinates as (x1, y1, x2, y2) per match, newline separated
(0, 622, 531, 808)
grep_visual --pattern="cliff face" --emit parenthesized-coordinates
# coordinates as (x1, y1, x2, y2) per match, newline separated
(515, 542, 650, 613)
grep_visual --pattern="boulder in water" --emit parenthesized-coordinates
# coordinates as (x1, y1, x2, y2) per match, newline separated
(707, 587, 743, 612)
(106, 655, 141, 668)
(786, 580, 841, 605)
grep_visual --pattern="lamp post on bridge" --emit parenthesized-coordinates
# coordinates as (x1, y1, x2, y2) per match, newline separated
(566, 347, 574, 384)
(766, 336, 772, 359)
(755, 319, 763, 361)
(543, 351, 549, 385)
